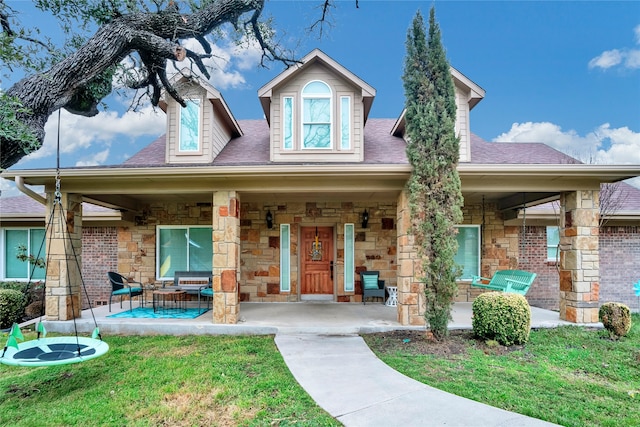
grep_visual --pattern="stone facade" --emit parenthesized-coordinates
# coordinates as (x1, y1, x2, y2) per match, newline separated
(212, 191, 240, 324)
(44, 188, 640, 322)
(559, 190, 600, 323)
(455, 203, 519, 302)
(115, 200, 213, 287)
(239, 200, 398, 303)
(44, 193, 83, 321)
(396, 191, 424, 326)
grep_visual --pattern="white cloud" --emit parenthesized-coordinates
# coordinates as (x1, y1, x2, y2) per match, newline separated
(592, 124, 640, 164)
(588, 49, 622, 69)
(172, 34, 263, 90)
(625, 49, 640, 69)
(232, 38, 265, 71)
(14, 107, 164, 167)
(493, 122, 601, 155)
(493, 122, 640, 166)
(589, 25, 640, 70)
(75, 149, 110, 167)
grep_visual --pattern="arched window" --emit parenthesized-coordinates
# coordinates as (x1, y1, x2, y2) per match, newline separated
(302, 81, 332, 149)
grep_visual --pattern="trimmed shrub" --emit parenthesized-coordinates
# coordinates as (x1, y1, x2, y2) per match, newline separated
(0, 281, 43, 322)
(0, 281, 29, 293)
(0, 289, 26, 329)
(599, 302, 632, 338)
(472, 292, 531, 346)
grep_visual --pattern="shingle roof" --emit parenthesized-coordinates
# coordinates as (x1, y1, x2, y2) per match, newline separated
(0, 195, 115, 215)
(124, 119, 583, 167)
(124, 118, 411, 167)
(123, 135, 166, 166)
(4, 122, 640, 215)
(0, 194, 46, 214)
(469, 134, 581, 165)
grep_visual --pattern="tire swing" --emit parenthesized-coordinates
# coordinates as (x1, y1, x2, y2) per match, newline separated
(1, 113, 109, 367)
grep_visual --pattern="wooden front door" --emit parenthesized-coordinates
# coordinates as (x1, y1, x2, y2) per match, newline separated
(300, 226, 334, 295)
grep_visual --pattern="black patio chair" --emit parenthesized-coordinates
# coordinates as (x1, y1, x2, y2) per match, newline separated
(108, 272, 144, 312)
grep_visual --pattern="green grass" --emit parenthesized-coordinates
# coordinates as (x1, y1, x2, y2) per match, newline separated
(364, 314, 640, 427)
(0, 334, 339, 427)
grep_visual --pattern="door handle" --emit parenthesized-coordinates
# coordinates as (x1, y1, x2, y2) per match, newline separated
(330, 261, 334, 280)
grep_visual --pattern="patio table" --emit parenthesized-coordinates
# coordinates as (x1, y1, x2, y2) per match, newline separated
(152, 289, 187, 314)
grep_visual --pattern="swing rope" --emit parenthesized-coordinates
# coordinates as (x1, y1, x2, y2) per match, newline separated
(1, 110, 107, 366)
(49, 109, 102, 346)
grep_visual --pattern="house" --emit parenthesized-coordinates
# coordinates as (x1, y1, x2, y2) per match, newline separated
(2, 49, 640, 325)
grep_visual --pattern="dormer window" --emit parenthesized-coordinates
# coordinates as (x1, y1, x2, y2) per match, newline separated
(302, 81, 332, 149)
(281, 80, 352, 153)
(178, 99, 202, 153)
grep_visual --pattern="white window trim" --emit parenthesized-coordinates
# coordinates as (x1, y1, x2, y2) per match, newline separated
(339, 95, 351, 151)
(282, 96, 294, 151)
(546, 226, 560, 262)
(177, 98, 203, 154)
(1, 227, 46, 281)
(155, 225, 212, 280)
(455, 225, 481, 281)
(301, 80, 333, 150)
(280, 224, 291, 292)
(344, 223, 355, 292)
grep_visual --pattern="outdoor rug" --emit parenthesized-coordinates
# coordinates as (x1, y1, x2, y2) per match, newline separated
(107, 307, 207, 319)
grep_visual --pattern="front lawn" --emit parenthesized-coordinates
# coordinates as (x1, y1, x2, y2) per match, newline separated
(0, 334, 339, 427)
(363, 314, 640, 427)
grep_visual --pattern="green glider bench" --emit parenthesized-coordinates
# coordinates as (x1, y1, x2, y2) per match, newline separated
(470, 269, 536, 296)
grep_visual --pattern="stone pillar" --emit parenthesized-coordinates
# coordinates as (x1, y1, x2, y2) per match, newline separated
(45, 192, 83, 321)
(212, 191, 240, 324)
(559, 190, 600, 323)
(396, 190, 425, 326)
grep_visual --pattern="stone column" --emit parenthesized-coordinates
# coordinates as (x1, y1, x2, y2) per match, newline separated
(396, 190, 425, 326)
(45, 192, 83, 321)
(559, 190, 600, 323)
(212, 191, 240, 324)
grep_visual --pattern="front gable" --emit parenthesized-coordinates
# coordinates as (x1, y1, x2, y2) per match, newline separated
(392, 66, 485, 163)
(160, 71, 241, 165)
(258, 49, 376, 163)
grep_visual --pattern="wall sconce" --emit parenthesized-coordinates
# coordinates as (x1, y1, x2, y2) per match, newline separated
(266, 210, 273, 229)
(362, 210, 369, 228)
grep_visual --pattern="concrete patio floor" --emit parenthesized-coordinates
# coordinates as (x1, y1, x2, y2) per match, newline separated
(36, 301, 598, 336)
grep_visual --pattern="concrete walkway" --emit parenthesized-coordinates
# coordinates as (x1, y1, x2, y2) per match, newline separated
(275, 334, 559, 427)
(39, 302, 585, 426)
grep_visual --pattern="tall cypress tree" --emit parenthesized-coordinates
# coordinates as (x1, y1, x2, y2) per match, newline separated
(403, 7, 463, 339)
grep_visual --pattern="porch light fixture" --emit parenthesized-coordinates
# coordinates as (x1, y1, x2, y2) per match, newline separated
(362, 210, 369, 228)
(266, 210, 273, 229)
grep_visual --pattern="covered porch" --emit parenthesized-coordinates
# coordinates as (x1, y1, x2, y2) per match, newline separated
(4, 163, 640, 326)
(35, 301, 590, 336)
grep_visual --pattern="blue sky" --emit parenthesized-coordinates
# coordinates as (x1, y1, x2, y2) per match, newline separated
(2, 0, 640, 196)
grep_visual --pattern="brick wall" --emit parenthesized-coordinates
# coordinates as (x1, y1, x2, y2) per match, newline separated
(519, 225, 640, 312)
(600, 226, 640, 311)
(81, 227, 118, 308)
(519, 226, 560, 310)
